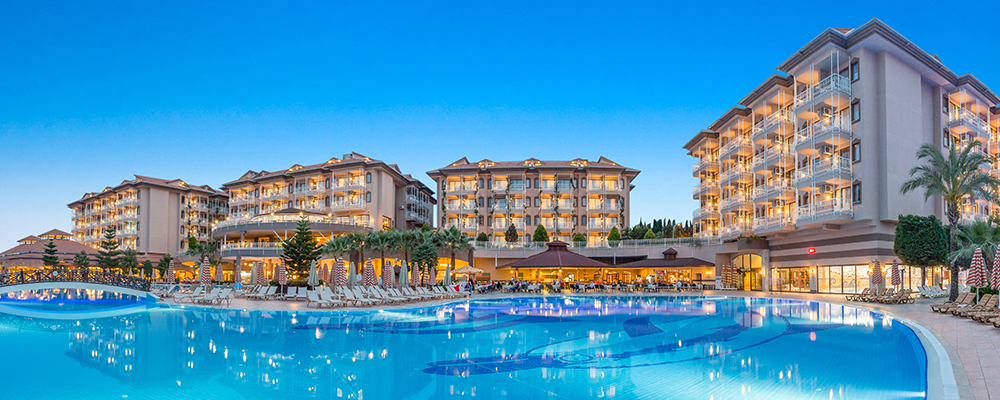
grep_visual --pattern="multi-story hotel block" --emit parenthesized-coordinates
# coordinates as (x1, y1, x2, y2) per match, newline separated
(684, 18, 999, 292)
(213, 152, 434, 279)
(68, 176, 228, 257)
(427, 157, 639, 245)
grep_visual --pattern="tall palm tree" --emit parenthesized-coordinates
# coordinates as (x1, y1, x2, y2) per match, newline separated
(900, 141, 1000, 299)
(391, 229, 419, 266)
(438, 226, 473, 284)
(185, 236, 219, 267)
(368, 230, 394, 278)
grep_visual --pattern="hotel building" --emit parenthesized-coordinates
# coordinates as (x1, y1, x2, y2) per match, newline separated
(213, 152, 435, 279)
(68, 176, 228, 258)
(427, 157, 639, 245)
(684, 18, 999, 292)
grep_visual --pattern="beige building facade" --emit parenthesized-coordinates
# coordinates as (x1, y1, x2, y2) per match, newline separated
(684, 18, 999, 293)
(68, 175, 228, 259)
(427, 157, 639, 245)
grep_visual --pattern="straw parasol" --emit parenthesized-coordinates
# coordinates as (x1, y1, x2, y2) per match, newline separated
(362, 259, 377, 286)
(381, 260, 394, 287)
(233, 261, 242, 284)
(276, 261, 288, 286)
(165, 259, 177, 282)
(399, 260, 409, 287)
(199, 259, 211, 285)
(333, 259, 347, 286)
(308, 260, 319, 287)
(869, 259, 884, 289)
(890, 259, 901, 287)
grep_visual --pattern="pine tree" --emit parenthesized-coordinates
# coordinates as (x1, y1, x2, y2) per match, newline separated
(42, 239, 60, 268)
(608, 226, 621, 242)
(279, 218, 323, 279)
(96, 227, 121, 272)
(571, 232, 586, 244)
(505, 224, 520, 243)
(643, 229, 656, 239)
(476, 233, 488, 242)
(532, 224, 550, 242)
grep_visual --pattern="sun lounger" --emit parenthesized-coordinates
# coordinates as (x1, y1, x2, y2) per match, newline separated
(244, 286, 268, 299)
(954, 294, 996, 316)
(318, 289, 344, 307)
(935, 293, 976, 313)
(188, 288, 221, 304)
(930, 292, 969, 312)
(880, 289, 913, 304)
(306, 290, 334, 308)
(339, 288, 378, 306)
(197, 288, 232, 306)
(969, 305, 1000, 322)
(295, 288, 309, 302)
(416, 287, 444, 299)
(281, 287, 299, 301)
(402, 287, 435, 299)
(389, 288, 421, 301)
(445, 285, 471, 298)
(173, 286, 204, 302)
(845, 288, 870, 301)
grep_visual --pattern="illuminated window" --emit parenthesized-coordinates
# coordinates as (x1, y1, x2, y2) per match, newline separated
(382, 216, 392, 231)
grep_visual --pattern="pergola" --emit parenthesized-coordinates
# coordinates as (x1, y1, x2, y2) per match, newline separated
(498, 241, 610, 282)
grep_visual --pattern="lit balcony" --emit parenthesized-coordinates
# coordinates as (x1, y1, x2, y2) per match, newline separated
(332, 179, 366, 191)
(752, 212, 794, 232)
(540, 200, 572, 212)
(793, 74, 851, 110)
(446, 182, 478, 194)
(261, 191, 285, 201)
(692, 156, 720, 174)
(692, 180, 719, 198)
(539, 181, 574, 192)
(693, 204, 720, 220)
(720, 195, 752, 212)
(493, 221, 524, 230)
(795, 198, 853, 222)
(588, 181, 621, 191)
(794, 156, 852, 184)
(719, 164, 753, 183)
(960, 210, 990, 224)
(720, 223, 752, 239)
(587, 221, 618, 230)
(949, 108, 992, 137)
(751, 180, 795, 201)
(719, 135, 752, 159)
(330, 201, 365, 211)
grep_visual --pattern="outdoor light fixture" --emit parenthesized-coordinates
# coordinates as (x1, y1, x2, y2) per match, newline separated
(808, 248, 816, 254)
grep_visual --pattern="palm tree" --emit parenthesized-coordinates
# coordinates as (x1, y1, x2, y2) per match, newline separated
(391, 229, 419, 266)
(185, 236, 219, 270)
(438, 226, 473, 284)
(950, 220, 1000, 271)
(368, 230, 394, 278)
(900, 141, 1000, 299)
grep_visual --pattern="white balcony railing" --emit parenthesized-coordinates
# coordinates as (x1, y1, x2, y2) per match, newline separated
(214, 214, 373, 230)
(330, 201, 365, 211)
(493, 221, 525, 230)
(949, 108, 992, 136)
(692, 156, 719, 172)
(719, 164, 752, 182)
(719, 135, 750, 157)
(751, 180, 794, 199)
(692, 180, 718, 196)
(752, 212, 793, 231)
(796, 198, 853, 220)
(794, 74, 851, 109)
(795, 156, 852, 183)
(693, 204, 719, 219)
(446, 183, 478, 193)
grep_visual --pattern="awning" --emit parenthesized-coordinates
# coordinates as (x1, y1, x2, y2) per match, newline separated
(498, 241, 610, 269)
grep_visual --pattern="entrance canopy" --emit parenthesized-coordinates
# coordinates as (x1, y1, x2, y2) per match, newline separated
(499, 241, 609, 269)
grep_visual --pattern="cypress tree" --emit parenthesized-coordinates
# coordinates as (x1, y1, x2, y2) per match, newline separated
(505, 224, 520, 243)
(42, 239, 60, 268)
(532, 224, 550, 242)
(96, 227, 121, 272)
(279, 218, 323, 279)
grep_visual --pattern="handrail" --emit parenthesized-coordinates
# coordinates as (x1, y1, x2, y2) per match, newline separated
(0, 269, 152, 292)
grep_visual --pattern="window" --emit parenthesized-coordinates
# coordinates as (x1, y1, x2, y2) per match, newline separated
(479, 179, 483, 188)
(942, 94, 949, 114)
(534, 178, 539, 187)
(581, 216, 587, 225)
(525, 216, 531, 225)
(943, 129, 952, 147)
(534, 197, 541, 207)
(851, 100, 861, 122)
(288, 186, 293, 193)
(573, 198, 578, 207)
(478, 197, 484, 207)
(573, 216, 578, 225)
(478, 216, 483, 225)
(137, 191, 140, 199)
(365, 192, 371, 202)
(487, 198, 492, 207)
(325, 179, 330, 189)
(534, 216, 540, 225)
(487, 216, 492, 226)
(137, 206, 140, 215)
(852, 182, 862, 203)
(850, 62, 859, 81)
(365, 173, 371, 184)
(325, 197, 330, 206)
(851, 141, 861, 163)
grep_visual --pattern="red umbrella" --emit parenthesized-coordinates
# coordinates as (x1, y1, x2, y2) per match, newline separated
(165, 259, 177, 282)
(320, 262, 330, 283)
(381, 261, 394, 287)
(992, 247, 1000, 289)
(411, 262, 420, 287)
(424, 266, 436, 285)
(256, 262, 267, 286)
(233, 261, 242, 284)
(870, 260, 883, 287)
(199, 259, 211, 285)
(276, 261, 288, 286)
(362, 259, 377, 286)
(968, 247, 986, 288)
(891, 259, 901, 287)
(333, 259, 347, 286)
(214, 262, 224, 282)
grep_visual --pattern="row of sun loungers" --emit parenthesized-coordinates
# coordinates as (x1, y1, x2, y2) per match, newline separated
(240, 284, 470, 308)
(917, 286, 950, 298)
(844, 288, 914, 304)
(172, 287, 234, 306)
(930, 293, 1000, 322)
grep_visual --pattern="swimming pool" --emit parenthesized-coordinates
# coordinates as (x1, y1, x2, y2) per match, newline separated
(0, 294, 926, 399)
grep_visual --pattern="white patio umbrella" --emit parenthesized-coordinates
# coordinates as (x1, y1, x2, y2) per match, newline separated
(248, 261, 258, 285)
(347, 261, 357, 287)
(307, 260, 319, 287)
(398, 260, 409, 287)
(443, 262, 452, 286)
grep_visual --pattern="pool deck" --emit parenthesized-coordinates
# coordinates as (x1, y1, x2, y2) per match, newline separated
(165, 289, 998, 400)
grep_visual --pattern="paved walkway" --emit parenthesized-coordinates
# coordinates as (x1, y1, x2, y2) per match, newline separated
(166, 289, 999, 399)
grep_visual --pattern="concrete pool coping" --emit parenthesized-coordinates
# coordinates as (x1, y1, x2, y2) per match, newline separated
(162, 290, 964, 399)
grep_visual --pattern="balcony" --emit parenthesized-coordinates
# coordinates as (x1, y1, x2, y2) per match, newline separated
(720, 223, 752, 239)
(757, 144, 795, 169)
(542, 221, 574, 231)
(493, 221, 525, 230)
(692, 156, 720, 174)
(540, 200, 573, 211)
(719, 135, 752, 159)
(230, 196, 251, 205)
(118, 198, 139, 206)
(539, 181, 574, 192)
(587, 221, 618, 230)
(949, 108, 992, 137)
(794, 156, 852, 184)
(588, 181, 621, 192)
(751, 180, 795, 201)
(960, 210, 990, 224)
(795, 115, 851, 149)
(183, 218, 208, 226)
(694, 230, 718, 239)
(261, 191, 285, 201)
(405, 211, 430, 222)
(493, 202, 526, 212)
(445, 202, 477, 213)
(719, 164, 753, 183)
(115, 213, 138, 222)
(752, 212, 794, 232)
(587, 201, 618, 211)
(298, 185, 325, 196)
(332, 179, 365, 191)
(793, 74, 852, 110)
(720, 195, 752, 212)
(692, 180, 719, 198)
(119, 228, 139, 237)
(446, 183, 478, 194)
(693, 204, 720, 220)
(795, 198, 853, 221)
(492, 181, 525, 191)
(330, 201, 365, 211)
(184, 202, 208, 212)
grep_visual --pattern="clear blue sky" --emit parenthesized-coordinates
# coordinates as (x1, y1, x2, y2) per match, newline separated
(2, 1, 998, 248)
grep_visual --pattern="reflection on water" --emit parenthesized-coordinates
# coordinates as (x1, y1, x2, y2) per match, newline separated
(0, 288, 141, 311)
(0, 296, 926, 399)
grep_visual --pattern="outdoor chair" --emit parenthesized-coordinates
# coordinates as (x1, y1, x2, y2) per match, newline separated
(245, 286, 268, 300)
(281, 287, 299, 301)
(318, 289, 345, 307)
(306, 290, 333, 308)
(845, 288, 870, 302)
(389, 288, 420, 301)
(930, 292, 969, 312)
(188, 288, 221, 304)
(954, 294, 996, 317)
(935, 293, 976, 313)
(173, 286, 204, 302)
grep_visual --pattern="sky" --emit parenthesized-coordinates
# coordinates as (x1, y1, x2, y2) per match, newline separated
(2, 1, 999, 248)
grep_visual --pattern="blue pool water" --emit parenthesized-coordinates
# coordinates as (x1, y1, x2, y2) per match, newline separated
(0, 294, 926, 399)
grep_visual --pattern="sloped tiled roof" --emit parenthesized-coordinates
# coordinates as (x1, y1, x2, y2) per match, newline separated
(428, 156, 638, 176)
(39, 229, 71, 238)
(70, 175, 226, 205)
